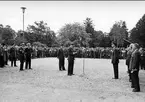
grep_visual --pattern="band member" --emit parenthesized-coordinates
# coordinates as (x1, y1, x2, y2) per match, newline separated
(111, 42, 120, 79)
(126, 43, 133, 82)
(0, 43, 4, 68)
(67, 43, 77, 76)
(25, 43, 33, 70)
(129, 43, 141, 92)
(57, 45, 66, 71)
(9, 44, 18, 67)
(18, 43, 25, 71)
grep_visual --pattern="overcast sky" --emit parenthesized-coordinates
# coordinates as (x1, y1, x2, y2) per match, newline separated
(0, 1, 145, 33)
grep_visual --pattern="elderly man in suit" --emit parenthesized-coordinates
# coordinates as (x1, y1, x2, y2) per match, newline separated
(57, 45, 66, 71)
(129, 43, 141, 92)
(111, 42, 120, 79)
(126, 43, 134, 82)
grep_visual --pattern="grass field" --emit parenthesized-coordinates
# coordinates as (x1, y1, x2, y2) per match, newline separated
(0, 58, 145, 102)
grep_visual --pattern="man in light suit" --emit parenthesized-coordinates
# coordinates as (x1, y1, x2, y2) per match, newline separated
(129, 43, 141, 92)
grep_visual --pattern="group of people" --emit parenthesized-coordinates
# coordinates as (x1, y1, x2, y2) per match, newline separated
(0, 43, 33, 71)
(111, 42, 142, 92)
(0, 42, 144, 92)
(57, 44, 77, 76)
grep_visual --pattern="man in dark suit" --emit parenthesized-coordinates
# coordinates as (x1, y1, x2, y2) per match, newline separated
(0, 43, 4, 68)
(57, 45, 65, 71)
(25, 43, 33, 70)
(67, 43, 77, 76)
(18, 43, 25, 71)
(129, 43, 141, 92)
(111, 42, 120, 79)
(9, 44, 17, 67)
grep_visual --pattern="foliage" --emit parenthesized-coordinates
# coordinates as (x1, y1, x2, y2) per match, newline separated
(130, 14, 145, 47)
(58, 22, 91, 47)
(109, 21, 128, 47)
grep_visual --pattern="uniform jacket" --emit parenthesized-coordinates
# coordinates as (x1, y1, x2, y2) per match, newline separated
(68, 47, 75, 62)
(25, 47, 33, 57)
(111, 48, 119, 64)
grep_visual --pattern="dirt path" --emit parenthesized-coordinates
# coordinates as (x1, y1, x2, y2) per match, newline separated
(0, 58, 145, 102)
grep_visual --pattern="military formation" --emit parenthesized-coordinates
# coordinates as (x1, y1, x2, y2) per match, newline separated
(0, 42, 145, 93)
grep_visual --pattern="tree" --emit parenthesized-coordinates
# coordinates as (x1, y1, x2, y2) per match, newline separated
(0, 25, 16, 45)
(58, 22, 91, 47)
(26, 21, 57, 47)
(130, 14, 145, 47)
(84, 17, 95, 47)
(109, 20, 129, 47)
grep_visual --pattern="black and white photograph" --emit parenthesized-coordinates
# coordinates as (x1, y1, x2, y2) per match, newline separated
(0, 1, 145, 102)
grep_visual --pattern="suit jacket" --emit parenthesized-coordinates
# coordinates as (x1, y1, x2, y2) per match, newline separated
(111, 48, 119, 64)
(129, 49, 140, 71)
(126, 50, 132, 66)
(57, 48, 65, 60)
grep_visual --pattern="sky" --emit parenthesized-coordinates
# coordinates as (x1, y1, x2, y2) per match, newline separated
(0, 1, 145, 34)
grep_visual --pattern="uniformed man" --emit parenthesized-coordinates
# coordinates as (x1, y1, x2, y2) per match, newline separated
(129, 43, 141, 92)
(67, 43, 77, 76)
(18, 43, 25, 71)
(111, 42, 120, 79)
(57, 45, 66, 71)
(9, 44, 17, 67)
(25, 43, 33, 70)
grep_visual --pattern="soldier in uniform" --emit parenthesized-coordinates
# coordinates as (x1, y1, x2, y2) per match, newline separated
(57, 45, 66, 71)
(111, 42, 120, 79)
(129, 43, 141, 92)
(9, 44, 17, 67)
(67, 43, 77, 76)
(18, 43, 25, 71)
(25, 43, 33, 70)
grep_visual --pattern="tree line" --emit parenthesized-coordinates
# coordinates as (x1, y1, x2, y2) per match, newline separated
(1, 15, 145, 47)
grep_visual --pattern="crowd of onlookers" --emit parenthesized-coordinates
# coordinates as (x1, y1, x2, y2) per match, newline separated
(0, 43, 145, 70)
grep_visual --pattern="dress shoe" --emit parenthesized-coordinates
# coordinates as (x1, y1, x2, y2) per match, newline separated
(132, 89, 140, 92)
(112, 78, 118, 79)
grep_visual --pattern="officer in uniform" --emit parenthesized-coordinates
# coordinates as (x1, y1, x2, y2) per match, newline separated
(111, 42, 120, 79)
(25, 43, 33, 70)
(129, 43, 141, 92)
(9, 44, 17, 67)
(18, 43, 25, 71)
(57, 45, 66, 71)
(67, 43, 77, 76)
